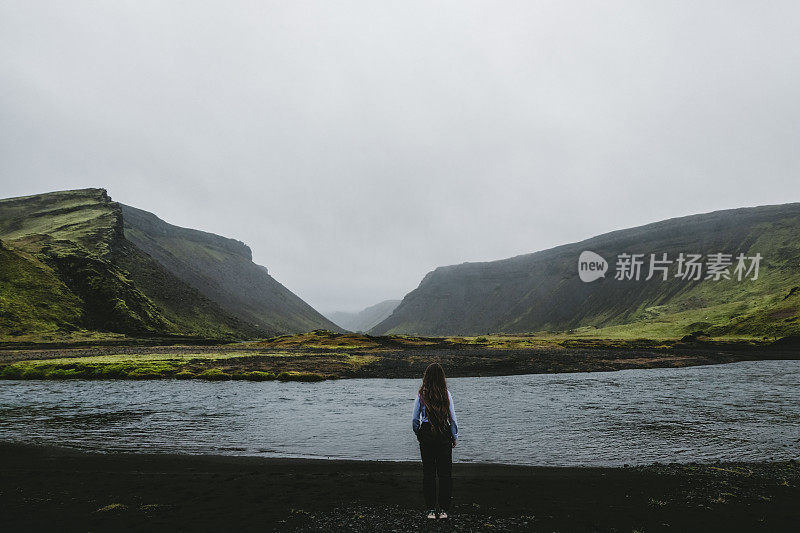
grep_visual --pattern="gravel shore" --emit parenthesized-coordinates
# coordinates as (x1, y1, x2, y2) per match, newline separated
(1, 443, 797, 532)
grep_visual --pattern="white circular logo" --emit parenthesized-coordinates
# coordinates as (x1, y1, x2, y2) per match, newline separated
(578, 251, 607, 282)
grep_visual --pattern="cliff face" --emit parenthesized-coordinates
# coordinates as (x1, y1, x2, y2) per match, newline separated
(121, 204, 341, 335)
(0, 188, 338, 340)
(370, 204, 800, 338)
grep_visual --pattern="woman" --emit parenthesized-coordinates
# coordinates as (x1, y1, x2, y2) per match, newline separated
(412, 363, 458, 520)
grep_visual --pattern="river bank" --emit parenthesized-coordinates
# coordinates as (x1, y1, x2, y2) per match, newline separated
(1, 331, 797, 381)
(0, 443, 797, 532)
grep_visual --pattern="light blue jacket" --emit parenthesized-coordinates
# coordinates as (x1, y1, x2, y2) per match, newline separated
(412, 390, 458, 441)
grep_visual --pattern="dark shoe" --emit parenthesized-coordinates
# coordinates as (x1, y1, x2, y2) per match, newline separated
(426, 510, 437, 519)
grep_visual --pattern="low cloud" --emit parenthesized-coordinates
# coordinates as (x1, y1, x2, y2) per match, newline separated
(2, 1, 798, 312)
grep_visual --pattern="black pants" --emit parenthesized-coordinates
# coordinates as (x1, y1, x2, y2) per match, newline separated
(417, 422, 453, 511)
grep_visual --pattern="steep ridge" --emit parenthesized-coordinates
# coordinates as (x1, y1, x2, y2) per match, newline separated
(0, 188, 336, 340)
(121, 204, 340, 335)
(371, 204, 800, 338)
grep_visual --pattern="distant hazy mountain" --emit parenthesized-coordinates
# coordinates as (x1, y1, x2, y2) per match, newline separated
(370, 204, 800, 338)
(0, 188, 339, 340)
(326, 300, 401, 332)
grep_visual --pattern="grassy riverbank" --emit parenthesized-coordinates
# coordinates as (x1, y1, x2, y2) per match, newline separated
(0, 330, 797, 381)
(0, 351, 366, 381)
(1, 443, 797, 532)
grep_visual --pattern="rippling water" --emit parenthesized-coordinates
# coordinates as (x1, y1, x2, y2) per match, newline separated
(1, 360, 799, 466)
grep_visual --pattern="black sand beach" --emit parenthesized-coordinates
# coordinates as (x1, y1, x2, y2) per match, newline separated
(0, 444, 797, 532)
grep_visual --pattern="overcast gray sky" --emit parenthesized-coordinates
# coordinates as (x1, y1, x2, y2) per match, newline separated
(1, 1, 798, 313)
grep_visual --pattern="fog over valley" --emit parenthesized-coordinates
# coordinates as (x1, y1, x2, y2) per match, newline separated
(2, 2, 799, 314)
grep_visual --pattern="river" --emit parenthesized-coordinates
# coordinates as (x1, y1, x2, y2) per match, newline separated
(1, 360, 798, 466)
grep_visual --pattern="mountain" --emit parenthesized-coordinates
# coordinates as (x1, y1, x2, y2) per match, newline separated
(326, 300, 401, 332)
(121, 204, 340, 335)
(0, 188, 339, 340)
(370, 203, 800, 338)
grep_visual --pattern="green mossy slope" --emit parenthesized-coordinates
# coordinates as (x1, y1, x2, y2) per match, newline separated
(0, 240, 83, 336)
(0, 188, 329, 341)
(373, 204, 800, 339)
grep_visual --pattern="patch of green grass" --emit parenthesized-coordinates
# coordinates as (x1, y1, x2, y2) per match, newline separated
(0, 350, 346, 381)
(276, 371, 327, 382)
(0, 352, 242, 380)
(20, 366, 46, 379)
(343, 354, 379, 367)
(44, 367, 83, 379)
(0, 330, 134, 344)
(0, 359, 187, 380)
(246, 330, 382, 350)
(197, 368, 231, 380)
(234, 371, 277, 381)
(34, 352, 265, 365)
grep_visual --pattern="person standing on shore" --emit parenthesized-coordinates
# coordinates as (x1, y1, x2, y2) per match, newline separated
(412, 362, 458, 520)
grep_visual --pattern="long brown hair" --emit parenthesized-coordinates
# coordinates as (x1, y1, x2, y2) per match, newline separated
(418, 363, 451, 435)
